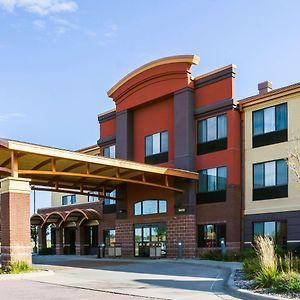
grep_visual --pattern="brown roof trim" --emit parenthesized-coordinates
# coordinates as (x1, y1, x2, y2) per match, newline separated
(239, 81, 300, 108)
(97, 134, 116, 147)
(194, 64, 236, 89)
(98, 109, 116, 123)
(194, 98, 237, 118)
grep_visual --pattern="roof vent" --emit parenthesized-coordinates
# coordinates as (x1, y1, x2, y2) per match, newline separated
(258, 81, 272, 94)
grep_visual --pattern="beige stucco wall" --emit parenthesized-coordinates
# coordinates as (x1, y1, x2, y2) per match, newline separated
(51, 192, 89, 207)
(50, 145, 99, 207)
(244, 92, 300, 215)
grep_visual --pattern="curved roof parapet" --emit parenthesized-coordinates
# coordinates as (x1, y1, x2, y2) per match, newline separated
(107, 54, 200, 97)
(31, 213, 46, 225)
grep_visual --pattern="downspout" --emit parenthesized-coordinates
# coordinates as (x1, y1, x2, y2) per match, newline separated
(239, 104, 245, 249)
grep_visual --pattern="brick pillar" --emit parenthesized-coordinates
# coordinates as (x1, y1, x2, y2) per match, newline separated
(75, 226, 84, 255)
(55, 227, 63, 255)
(0, 177, 31, 267)
(167, 214, 197, 258)
(38, 225, 46, 252)
(115, 220, 133, 257)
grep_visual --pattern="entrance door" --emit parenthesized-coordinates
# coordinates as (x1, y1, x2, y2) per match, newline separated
(64, 227, 76, 254)
(134, 224, 167, 257)
(84, 226, 98, 255)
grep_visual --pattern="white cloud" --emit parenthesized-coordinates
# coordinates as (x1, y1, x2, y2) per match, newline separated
(104, 24, 118, 38)
(0, 112, 26, 122)
(0, 0, 78, 16)
(33, 19, 46, 30)
(50, 16, 76, 35)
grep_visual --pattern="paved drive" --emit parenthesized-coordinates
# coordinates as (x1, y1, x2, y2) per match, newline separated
(0, 256, 246, 299)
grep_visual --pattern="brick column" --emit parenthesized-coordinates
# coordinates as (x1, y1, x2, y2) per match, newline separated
(55, 227, 63, 255)
(0, 177, 31, 267)
(38, 225, 46, 252)
(75, 226, 84, 255)
(167, 214, 197, 258)
(115, 219, 134, 257)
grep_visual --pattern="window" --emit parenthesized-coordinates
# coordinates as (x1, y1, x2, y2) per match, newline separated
(253, 221, 287, 245)
(88, 192, 99, 202)
(253, 103, 287, 147)
(199, 166, 227, 192)
(197, 166, 227, 203)
(253, 159, 288, 200)
(197, 114, 227, 155)
(198, 224, 226, 248)
(62, 195, 76, 205)
(145, 131, 168, 164)
(104, 229, 116, 246)
(104, 189, 116, 205)
(103, 145, 115, 158)
(134, 200, 167, 216)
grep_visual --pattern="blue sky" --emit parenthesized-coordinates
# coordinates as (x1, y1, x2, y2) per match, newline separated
(1, 0, 300, 151)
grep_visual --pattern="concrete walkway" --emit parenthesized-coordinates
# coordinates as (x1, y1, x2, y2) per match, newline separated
(0, 255, 246, 300)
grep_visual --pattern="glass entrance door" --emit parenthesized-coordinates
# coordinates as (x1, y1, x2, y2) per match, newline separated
(134, 224, 166, 257)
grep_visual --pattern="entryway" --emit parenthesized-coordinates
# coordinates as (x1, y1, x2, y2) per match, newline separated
(134, 223, 167, 257)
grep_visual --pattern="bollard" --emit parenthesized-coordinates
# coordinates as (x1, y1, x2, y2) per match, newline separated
(178, 240, 183, 259)
(220, 238, 226, 256)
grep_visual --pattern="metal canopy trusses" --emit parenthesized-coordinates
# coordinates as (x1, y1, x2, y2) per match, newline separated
(0, 138, 198, 194)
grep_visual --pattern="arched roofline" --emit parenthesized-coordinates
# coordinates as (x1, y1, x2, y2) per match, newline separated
(30, 213, 46, 225)
(107, 55, 199, 97)
(44, 211, 65, 224)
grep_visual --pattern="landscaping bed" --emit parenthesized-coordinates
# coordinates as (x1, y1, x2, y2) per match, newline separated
(233, 236, 300, 299)
(234, 269, 300, 299)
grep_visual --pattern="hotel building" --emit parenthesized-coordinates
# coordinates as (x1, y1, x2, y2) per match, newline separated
(34, 55, 242, 258)
(31, 54, 300, 259)
(240, 81, 300, 248)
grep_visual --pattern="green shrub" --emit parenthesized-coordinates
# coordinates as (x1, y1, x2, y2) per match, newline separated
(2, 261, 36, 274)
(275, 245, 288, 257)
(254, 268, 279, 288)
(38, 247, 53, 255)
(200, 250, 222, 260)
(200, 250, 242, 262)
(240, 248, 257, 260)
(272, 272, 300, 293)
(293, 245, 300, 258)
(278, 252, 300, 273)
(243, 258, 260, 280)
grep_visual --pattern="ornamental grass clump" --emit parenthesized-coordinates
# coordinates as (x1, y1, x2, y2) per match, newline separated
(0, 261, 36, 274)
(254, 236, 279, 288)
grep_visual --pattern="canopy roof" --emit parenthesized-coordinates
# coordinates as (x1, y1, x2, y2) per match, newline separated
(0, 139, 198, 194)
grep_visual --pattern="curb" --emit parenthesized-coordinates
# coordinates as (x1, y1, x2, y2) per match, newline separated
(226, 269, 288, 300)
(0, 270, 54, 280)
(172, 259, 288, 300)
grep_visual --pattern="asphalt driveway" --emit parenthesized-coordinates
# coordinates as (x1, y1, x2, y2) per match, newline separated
(0, 256, 244, 300)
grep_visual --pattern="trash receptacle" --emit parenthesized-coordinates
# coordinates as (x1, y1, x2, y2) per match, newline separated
(97, 244, 105, 258)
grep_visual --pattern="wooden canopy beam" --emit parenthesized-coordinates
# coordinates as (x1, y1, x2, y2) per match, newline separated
(18, 170, 184, 193)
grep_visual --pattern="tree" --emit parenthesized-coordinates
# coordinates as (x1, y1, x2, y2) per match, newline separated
(31, 225, 38, 253)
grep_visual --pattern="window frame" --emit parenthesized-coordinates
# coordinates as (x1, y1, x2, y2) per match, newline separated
(134, 199, 167, 216)
(198, 113, 227, 144)
(103, 229, 116, 246)
(252, 103, 287, 137)
(103, 144, 116, 158)
(198, 166, 227, 193)
(252, 103, 288, 148)
(253, 159, 288, 189)
(252, 220, 287, 245)
(144, 130, 168, 157)
(252, 159, 288, 201)
(198, 223, 226, 248)
(62, 194, 76, 205)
